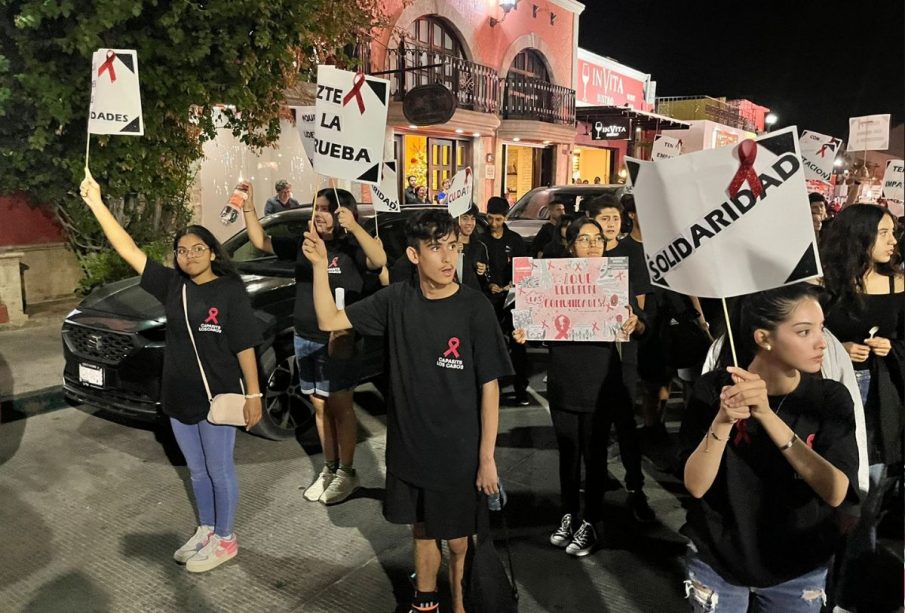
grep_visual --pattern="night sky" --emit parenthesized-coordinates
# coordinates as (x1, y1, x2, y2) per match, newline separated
(578, 0, 905, 142)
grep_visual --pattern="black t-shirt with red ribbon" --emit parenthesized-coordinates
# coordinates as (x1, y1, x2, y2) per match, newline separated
(345, 281, 513, 490)
(140, 260, 261, 424)
(679, 370, 860, 588)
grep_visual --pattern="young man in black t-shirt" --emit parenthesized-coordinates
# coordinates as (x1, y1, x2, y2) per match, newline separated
(302, 209, 513, 613)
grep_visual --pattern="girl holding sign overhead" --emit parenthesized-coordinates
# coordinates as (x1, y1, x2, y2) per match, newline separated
(513, 217, 647, 557)
(243, 186, 386, 505)
(680, 283, 858, 612)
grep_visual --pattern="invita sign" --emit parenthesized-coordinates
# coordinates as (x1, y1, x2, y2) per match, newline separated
(591, 117, 630, 140)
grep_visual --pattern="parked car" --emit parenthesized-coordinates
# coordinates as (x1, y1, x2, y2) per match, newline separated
(505, 184, 627, 243)
(61, 205, 480, 440)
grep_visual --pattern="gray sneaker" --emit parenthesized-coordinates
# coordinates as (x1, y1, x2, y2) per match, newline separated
(550, 513, 573, 547)
(303, 466, 335, 502)
(319, 468, 360, 505)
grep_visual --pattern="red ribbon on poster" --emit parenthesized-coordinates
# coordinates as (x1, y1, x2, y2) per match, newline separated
(727, 139, 763, 198)
(98, 50, 117, 83)
(554, 314, 571, 340)
(342, 72, 366, 114)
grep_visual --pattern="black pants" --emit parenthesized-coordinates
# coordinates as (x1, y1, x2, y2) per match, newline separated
(607, 356, 645, 491)
(551, 409, 608, 524)
(493, 297, 529, 396)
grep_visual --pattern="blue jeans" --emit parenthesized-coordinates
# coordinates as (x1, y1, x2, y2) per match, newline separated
(853, 369, 871, 407)
(685, 549, 827, 612)
(170, 418, 238, 537)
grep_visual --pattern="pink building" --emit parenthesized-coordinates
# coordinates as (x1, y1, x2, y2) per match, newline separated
(364, 0, 585, 206)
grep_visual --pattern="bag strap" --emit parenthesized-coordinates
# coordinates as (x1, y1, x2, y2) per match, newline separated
(182, 284, 213, 402)
(497, 506, 519, 602)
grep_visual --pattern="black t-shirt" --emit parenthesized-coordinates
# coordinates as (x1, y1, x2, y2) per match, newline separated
(345, 281, 514, 489)
(460, 238, 490, 292)
(484, 225, 527, 288)
(604, 237, 652, 297)
(530, 222, 557, 257)
(272, 234, 369, 343)
(140, 260, 261, 424)
(679, 371, 860, 587)
(824, 279, 904, 371)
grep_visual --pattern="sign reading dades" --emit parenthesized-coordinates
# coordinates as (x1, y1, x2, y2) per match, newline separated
(88, 49, 143, 136)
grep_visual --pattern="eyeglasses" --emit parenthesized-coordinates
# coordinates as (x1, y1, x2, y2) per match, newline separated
(574, 235, 604, 246)
(175, 245, 210, 258)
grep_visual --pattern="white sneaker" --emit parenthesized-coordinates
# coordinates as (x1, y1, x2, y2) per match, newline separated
(304, 466, 335, 502)
(319, 468, 360, 505)
(185, 534, 238, 573)
(173, 525, 214, 564)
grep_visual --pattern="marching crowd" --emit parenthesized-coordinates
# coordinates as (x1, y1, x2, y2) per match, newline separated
(79, 172, 903, 613)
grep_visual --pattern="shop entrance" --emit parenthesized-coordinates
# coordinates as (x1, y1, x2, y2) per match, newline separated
(573, 147, 614, 184)
(396, 135, 471, 203)
(502, 144, 553, 201)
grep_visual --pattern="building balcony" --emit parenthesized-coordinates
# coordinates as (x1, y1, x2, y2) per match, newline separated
(502, 77, 576, 126)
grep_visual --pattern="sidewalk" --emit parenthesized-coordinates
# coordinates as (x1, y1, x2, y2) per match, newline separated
(0, 297, 78, 420)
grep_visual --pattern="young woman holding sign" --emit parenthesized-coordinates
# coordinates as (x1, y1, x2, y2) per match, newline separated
(243, 187, 386, 505)
(680, 283, 858, 612)
(80, 173, 263, 573)
(514, 217, 646, 556)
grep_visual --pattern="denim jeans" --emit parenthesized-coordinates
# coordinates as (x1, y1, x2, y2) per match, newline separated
(685, 548, 827, 612)
(170, 418, 238, 537)
(853, 369, 871, 407)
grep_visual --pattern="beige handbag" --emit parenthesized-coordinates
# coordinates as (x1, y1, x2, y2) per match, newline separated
(182, 285, 248, 426)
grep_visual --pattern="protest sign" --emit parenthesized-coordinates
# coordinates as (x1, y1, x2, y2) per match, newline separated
(88, 49, 143, 135)
(293, 106, 317, 166)
(447, 166, 473, 217)
(314, 66, 389, 185)
(800, 130, 842, 183)
(651, 135, 682, 161)
(512, 256, 630, 342)
(625, 126, 821, 298)
(848, 114, 890, 151)
(368, 161, 401, 213)
(882, 160, 904, 215)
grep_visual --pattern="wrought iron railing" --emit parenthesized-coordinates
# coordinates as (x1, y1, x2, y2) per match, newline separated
(502, 77, 576, 125)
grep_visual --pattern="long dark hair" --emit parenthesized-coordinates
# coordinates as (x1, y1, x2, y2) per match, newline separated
(317, 187, 358, 240)
(172, 225, 241, 282)
(716, 283, 823, 370)
(820, 204, 900, 313)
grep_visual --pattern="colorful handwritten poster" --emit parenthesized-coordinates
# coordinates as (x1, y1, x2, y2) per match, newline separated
(512, 256, 630, 342)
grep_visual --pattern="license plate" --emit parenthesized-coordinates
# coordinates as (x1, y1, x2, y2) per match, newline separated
(78, 363, 104, 388)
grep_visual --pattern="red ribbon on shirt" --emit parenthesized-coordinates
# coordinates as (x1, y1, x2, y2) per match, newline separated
(98, 50, 117, 83)
(554, 315, 571, 340)
(205, 308, 219, 325)
(443, 337, 461, 359)
(727, 139, 763, 199)
(342, 72, 367, 114)
(733, 419, 752, 445)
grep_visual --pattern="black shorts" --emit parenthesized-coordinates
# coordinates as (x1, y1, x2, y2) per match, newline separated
(384, 471, 481, 540)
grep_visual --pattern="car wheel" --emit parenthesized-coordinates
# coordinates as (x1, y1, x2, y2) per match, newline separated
(249, 345, 314, 440)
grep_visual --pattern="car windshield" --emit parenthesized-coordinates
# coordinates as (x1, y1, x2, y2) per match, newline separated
(507, 187, 623, 220)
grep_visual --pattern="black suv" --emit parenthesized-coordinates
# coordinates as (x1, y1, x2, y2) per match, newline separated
(62, 207, 443, 440)
(505, 184, 627, 243)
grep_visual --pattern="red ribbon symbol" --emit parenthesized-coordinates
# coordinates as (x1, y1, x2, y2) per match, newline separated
(204, 308, 219, 325)
(727, 139, 763, 199)
(806, 433, 815, 448)
(98, 50, 117, 83)
(443, 337, 460, 358)
(342, 72, 367, 114)
(816, 143, 830, 157)
(554, 315, 571, 339)
(733, 420, 751, 445)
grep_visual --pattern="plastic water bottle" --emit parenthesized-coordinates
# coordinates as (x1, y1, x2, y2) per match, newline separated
(488, 481, 507, 511)
(220, 182, 249, 225)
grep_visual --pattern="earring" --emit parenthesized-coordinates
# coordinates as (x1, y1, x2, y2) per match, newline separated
(765, 344, 772, 351)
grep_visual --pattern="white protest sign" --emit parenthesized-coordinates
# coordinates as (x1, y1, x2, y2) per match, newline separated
(799, 130, 842, 183)
(368, 161, 401, 213)
(447, 167, 474, 217)
(292, 106, 317, 167)
(88, 49, 143, 135)
(848, 114, 890, 151)
(625, 126, 821, 298)
(651, 135, 682, 160)
(882, 159, 904, 202)
(314, 66, 390, 185)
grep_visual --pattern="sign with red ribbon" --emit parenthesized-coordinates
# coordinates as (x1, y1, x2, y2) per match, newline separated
(625, 126, 821, 298)
(88, 48, 143, 135)
(511, 256, 630, 342)
(314, 65, 390, 185)
(800, 130, 842, 183)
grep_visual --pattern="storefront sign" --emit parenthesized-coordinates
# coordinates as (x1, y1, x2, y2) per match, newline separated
(512, 256, 631, 342)
(88, 48, 143, 135)
(848, 114, 890, 151)
(626, 127, 821, 298)
(314, 65, 390, 185)
(577, 55, 648, 109)
(403, 83, 457, 126)
(652, 135, 682, 160)
(591, 117, 630, 140)
(800, 130, 842, 183)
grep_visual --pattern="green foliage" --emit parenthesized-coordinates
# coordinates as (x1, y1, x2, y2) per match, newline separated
(0, 0, 386, 274)
(76, 239, 171, 295)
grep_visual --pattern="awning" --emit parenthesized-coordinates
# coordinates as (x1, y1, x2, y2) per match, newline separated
(576, 105, 690, 130)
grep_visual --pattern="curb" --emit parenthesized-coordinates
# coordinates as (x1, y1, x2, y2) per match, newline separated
(0, 386, 68, 424)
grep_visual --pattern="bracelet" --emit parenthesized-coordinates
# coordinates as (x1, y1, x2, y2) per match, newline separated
(779, 433, 798, 451)
(244, 393, 263, 398)
(709, 429, 726, 442)
(242, 208, 255, 213)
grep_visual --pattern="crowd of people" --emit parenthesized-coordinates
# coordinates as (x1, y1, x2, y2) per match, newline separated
(79, 169, 903, 613)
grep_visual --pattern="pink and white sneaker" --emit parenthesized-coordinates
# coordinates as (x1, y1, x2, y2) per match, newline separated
(173, 525, 214, 564)
(185, 533, 238, 573)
